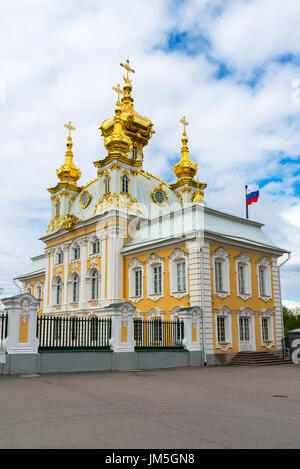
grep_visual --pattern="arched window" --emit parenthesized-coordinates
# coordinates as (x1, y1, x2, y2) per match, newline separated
(132, 146, 138, 159)
(105, 175, 110, 194)
(122, 174, 129, 193)
(72, 273, 80, 303)
(91, 270, 99, 300)
(55, 277, 62, 305)
(55, 200, 60, 217)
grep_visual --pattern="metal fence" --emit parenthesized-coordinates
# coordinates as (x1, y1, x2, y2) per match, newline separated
(37, 315, 111, 351)
(134, 318, 184, 349)
(0, 313, 8, 340)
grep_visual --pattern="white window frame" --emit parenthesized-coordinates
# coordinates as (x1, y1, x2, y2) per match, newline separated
(68, 271, 80, 304)
(260, 309, 275, 349)
(237, 308, 256, 352)
(34, 281, 43, 302)
(128, 258, 144, 303)
(212, 248, 230, 298)
(257, 257, 272, 301)
(235, 253, 252, 300)
(214, 306, 232, 351)
(53, 276, 63, 306)
(169, 248, 188, 299)
(146, 254, 164, 302)
(56, 248, 64, 265)
(89, 236, 100, 257)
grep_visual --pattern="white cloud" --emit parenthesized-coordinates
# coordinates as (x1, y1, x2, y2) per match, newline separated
(0, 0, 299, 302)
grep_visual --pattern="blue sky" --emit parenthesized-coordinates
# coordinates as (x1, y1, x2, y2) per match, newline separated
(0, 0, 300, 307)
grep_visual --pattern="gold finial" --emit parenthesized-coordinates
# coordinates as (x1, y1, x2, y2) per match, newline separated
(112, 83, 123, 104)
(120, 59, 135, 83)
(64, 121, 75, 138)
(180, 116, 189, 135)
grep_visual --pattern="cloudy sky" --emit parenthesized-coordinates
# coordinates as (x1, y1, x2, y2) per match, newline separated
(0, 0, 299, 305)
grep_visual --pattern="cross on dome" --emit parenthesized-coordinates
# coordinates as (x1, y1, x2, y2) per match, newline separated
(120, 59, 135, 83)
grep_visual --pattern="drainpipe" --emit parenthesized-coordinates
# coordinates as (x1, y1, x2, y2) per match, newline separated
(277, 252, 291, 351)
(200, 246, 207, 365)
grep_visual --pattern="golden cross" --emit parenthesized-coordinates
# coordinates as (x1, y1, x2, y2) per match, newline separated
(120, 59, 135, 82)
(112, 83, 123, 103)
(64, 121, 75, 138)
(180, 116, 189, 134)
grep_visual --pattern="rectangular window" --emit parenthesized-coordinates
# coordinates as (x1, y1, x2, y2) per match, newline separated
(57, 252, 64, 264)
(177, 261, 186, 292)
(262, 317, 269, 342)
(153, 265, 162, 295)
(153, 319, 162, 344)
(92, 240, 100, 255)
(238, 264, 245, 295)
(240, 317, 250, 341)
(74, 247, 80, 260)
(217, 316, 226, 343)
(259, 266, 266, 296)
(134, 269, 142, 297)
(215, 260, 223, 292)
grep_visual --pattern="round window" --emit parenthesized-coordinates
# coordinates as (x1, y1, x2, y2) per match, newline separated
(154, 190, 165, 204)
(80, 190, 91, 208)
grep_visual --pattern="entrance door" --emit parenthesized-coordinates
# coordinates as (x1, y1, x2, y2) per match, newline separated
(239, 316, 251, 351)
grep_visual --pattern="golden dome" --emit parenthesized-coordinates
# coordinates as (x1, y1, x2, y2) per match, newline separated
(99, 60, 154, 163)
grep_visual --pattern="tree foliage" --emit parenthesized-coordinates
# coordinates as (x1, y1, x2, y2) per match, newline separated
(283, 306, 300, 337)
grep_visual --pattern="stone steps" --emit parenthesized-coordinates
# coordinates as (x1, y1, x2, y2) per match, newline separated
(229, 351, 292, 366)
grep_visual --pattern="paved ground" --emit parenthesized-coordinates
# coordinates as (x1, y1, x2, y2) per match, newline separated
(0, 364, 299, 449)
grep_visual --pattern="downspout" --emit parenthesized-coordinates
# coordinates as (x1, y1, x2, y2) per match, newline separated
(277, 252, 291, 350)
(200, 246, 207, 365)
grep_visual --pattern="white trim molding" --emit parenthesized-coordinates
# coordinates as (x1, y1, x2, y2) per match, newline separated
(128, 257, 144, 304)
(237, 308, 256, 352)
(168, 248, 188, 299)
(235, 252, 252, 301)
(257, 257, 272, 302)
(212, 247, 230, 298)
(146, 253, 164, 302)
(260, 308, 275, 349)
(214, 306, 233, 352)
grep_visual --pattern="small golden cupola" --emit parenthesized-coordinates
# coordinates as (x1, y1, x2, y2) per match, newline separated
(173, 116, 197, 181)
(172, 116, 206, 204)
(56, 121, 81, 186)
(47, 122, 82, 233)
(95, 59, 154, 169)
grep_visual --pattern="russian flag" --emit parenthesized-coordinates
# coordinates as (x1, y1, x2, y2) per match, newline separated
(246, 186, 259, 206)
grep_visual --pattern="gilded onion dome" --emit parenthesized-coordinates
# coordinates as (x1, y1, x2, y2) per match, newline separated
(98, 60, 154, 164)
(56, 122, 81, 185)
(173, 116, 198, 180)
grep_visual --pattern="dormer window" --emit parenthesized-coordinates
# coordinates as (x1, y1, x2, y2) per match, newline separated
(132, 146, 138, 159)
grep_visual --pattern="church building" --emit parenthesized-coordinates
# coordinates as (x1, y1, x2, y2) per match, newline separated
(15, 60, 288, 365)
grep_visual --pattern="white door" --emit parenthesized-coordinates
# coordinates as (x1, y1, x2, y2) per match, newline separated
(239, 316, 252, 351)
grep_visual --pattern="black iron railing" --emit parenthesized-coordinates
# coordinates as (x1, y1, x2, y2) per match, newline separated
(37, 315, 111, 351)
(134, 318, 184, 349)
(0, 313, 8, 340)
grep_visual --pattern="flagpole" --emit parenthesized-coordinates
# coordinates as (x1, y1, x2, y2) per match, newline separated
(245, 185, 249, 219)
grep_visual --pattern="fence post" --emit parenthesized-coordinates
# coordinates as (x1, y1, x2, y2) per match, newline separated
(177, 307, 201, 352)
(2, 293, 39, 354)
(107, 302, 135, 353)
